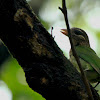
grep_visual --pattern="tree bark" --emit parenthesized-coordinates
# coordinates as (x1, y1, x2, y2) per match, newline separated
(0, 0, 99, 100)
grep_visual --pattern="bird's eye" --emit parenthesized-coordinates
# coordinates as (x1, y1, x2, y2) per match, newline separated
(74, 30, 82, 35)
(74, 30, 86, 40)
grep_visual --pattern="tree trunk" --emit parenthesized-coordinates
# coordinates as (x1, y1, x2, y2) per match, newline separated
(0, 0, 99, 100)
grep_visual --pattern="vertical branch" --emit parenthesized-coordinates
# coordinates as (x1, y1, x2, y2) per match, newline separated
(59, 0, 94, 100)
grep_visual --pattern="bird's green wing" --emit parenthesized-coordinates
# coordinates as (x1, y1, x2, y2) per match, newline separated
(75, 46, 100, 75)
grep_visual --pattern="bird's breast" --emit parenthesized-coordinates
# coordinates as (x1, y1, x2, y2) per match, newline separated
(70, 55, 89, 71)
(69, 52, 100, 83)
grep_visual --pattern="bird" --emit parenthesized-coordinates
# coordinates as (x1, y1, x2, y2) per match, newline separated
(61, 28, 100, 87)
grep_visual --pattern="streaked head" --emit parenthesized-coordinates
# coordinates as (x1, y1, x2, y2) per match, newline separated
(61, 28, 90, 47)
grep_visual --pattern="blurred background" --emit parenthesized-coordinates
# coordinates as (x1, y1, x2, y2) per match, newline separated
(0, 0, 100, 100)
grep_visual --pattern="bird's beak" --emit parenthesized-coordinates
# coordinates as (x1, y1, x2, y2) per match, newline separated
(60, 29, 68, 36)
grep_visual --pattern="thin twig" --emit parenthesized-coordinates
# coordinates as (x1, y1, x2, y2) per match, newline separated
(51, 27, 53, 36)
(59, 0, 94, 100)
(51, 27, 55, 39)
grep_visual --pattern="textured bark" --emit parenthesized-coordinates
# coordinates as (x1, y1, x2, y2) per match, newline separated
(0, 0, 99, 100)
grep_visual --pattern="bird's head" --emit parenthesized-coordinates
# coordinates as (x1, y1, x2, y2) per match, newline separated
(61, 28, 90, 47)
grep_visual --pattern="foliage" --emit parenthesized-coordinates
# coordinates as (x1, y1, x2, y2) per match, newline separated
(0, 57, 45, 100)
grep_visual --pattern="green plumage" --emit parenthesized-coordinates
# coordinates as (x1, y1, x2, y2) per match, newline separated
(75, 46, 100, 82)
